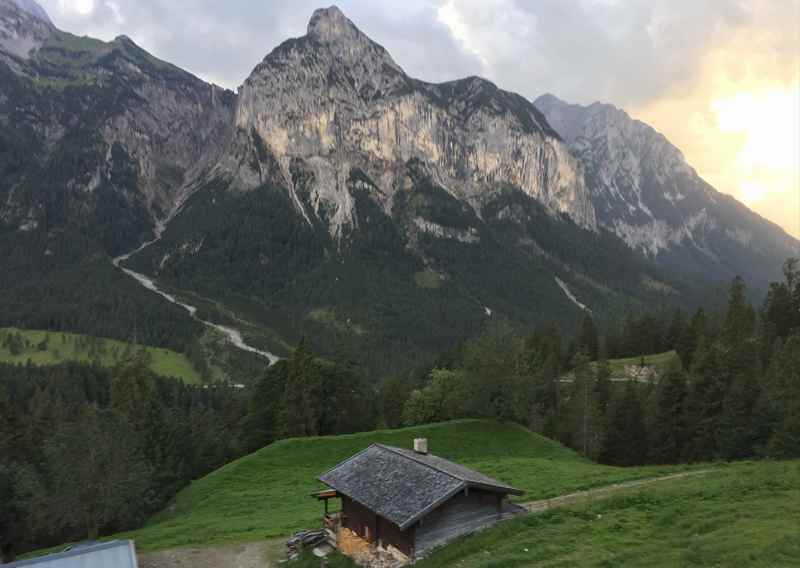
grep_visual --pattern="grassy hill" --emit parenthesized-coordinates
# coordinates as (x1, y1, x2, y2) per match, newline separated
(0, 327, 201, 383)
(119, 420, 696, 552)
(420, 460, 800, 567)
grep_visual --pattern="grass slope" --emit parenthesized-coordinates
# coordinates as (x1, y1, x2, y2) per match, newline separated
(607, 350, 679, 376)
(121, 420, 694, 552)
(420, 460, 800, 567)
(0, 327, 201, 383)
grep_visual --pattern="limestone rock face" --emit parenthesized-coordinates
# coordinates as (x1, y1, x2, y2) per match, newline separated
(0, 0, 52, 62)
(227, 6, 596, 237)
(98, 55, 236, 217)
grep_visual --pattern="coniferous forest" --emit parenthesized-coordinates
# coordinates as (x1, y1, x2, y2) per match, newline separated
(2, 259, 800, 561)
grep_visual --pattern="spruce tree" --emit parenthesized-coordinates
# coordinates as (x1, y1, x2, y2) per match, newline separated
(723, 276, 755, 345)
(666, 309, 687, 351)
(565, 351, 603, 459)
(649, 365, 688, 464)
(43, 406, 152, 540)
(283, 338, 313, 437)
(577, 314, 600, 361)
(602, 382, 647, 466)
(762, 335, 800, 457)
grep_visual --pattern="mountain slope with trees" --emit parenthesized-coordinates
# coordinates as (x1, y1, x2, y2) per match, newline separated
(2, 1, 796, 373)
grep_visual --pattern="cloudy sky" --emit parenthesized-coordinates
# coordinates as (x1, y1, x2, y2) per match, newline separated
(39, 0, 800, 237)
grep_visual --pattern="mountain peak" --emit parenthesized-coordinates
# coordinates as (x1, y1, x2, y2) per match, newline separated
(303, 4, 402, 74)
(307, 5, 359, 44)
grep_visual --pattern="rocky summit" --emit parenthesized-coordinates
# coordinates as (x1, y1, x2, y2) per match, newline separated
(223, 6, 594, 239)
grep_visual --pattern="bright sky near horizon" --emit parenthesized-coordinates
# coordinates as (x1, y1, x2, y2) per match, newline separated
(40, 0, 800, 238)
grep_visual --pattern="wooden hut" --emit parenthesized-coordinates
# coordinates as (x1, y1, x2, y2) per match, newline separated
(314, 439, 522, 561)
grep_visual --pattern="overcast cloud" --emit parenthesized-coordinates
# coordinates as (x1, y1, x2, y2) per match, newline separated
(37, 0, 796, 104)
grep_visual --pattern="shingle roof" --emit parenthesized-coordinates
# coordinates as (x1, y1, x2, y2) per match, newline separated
(318, 444, 522, 530)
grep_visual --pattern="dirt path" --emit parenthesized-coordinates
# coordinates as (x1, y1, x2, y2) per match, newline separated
(138, 541, 280, 568)
(520, 470, 709, 513)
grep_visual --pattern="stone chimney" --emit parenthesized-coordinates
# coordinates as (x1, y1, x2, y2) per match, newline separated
(413, 438, 428, 455)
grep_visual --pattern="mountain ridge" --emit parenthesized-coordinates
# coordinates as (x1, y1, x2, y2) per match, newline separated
(219, 5, 596, 241)
(535, 92, 798, 288)
(0, 1, 795, 372)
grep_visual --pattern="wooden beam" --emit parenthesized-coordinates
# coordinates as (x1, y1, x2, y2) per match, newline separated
(312, 489, 339, 500)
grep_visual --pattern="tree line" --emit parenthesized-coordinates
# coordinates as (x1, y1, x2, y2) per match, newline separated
(0, 343, 375, 562)
(383, 259, 800, 467)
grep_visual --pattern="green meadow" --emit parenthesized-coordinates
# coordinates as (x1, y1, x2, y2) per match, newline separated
(120, 420, 697, 552)
(0, 327, 201, 383)
(420, 460, 800, 567)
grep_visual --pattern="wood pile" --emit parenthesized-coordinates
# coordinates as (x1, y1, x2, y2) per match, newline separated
(286, 529, 326, 561)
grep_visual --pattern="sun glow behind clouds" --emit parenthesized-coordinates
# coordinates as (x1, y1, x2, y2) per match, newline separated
(638, 61, 799, 240)
(711, 84, 800, 206)
(57, 0, 94, 16)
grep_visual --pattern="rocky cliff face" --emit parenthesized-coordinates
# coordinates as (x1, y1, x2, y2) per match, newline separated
(0, 0, 235, 251)
(535, 93, 798, 287)
(0, 0, 51, 64)
(224, 6, 595, 238)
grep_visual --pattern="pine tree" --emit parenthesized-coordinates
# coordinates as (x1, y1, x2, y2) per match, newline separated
(110, 352, 154, 433)
(43, 406, 152, 540)
(762, 335, 800, 457)
(244, 360, 288, 450)
(649, 365, 688, 464)
(602, 382, 648, 465)
(718, 373, 759, 459)
(565, 351, 603, 459)
(0, 465, 20, 562)
(380, 373, 413, 428)
(723, 276, 755, 345)
(577, 314, 600, 361)
(283, 338, 313, 437)
(683, 339, 729, 461)
(666, 309, 687, 350)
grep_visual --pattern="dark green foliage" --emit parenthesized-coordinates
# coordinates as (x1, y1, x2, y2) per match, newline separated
(577, 314, 600, 361)
(0, 228, 200, 350)
(382, 263, 800, 469)
(0, 360, 248, 556)
(243, 360, 288, 451)
(402, 368, 469, 426)
(602, 382, 647, 466)
(755, 335, 800, 458)
(42, 406, 153, 540)
(649, 366, 689, 464)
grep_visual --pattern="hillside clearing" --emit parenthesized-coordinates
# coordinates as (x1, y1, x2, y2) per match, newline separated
(0, 327, 201, 383)
(117, 420, 699, 552)
(419, 460, 800, 567)
(607, 350, 679, 376)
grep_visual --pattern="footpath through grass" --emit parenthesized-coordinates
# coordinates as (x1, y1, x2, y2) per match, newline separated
(0, 327, 201, 383)
(122, 420, 695, 552)
(419, 460, 800, 568)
